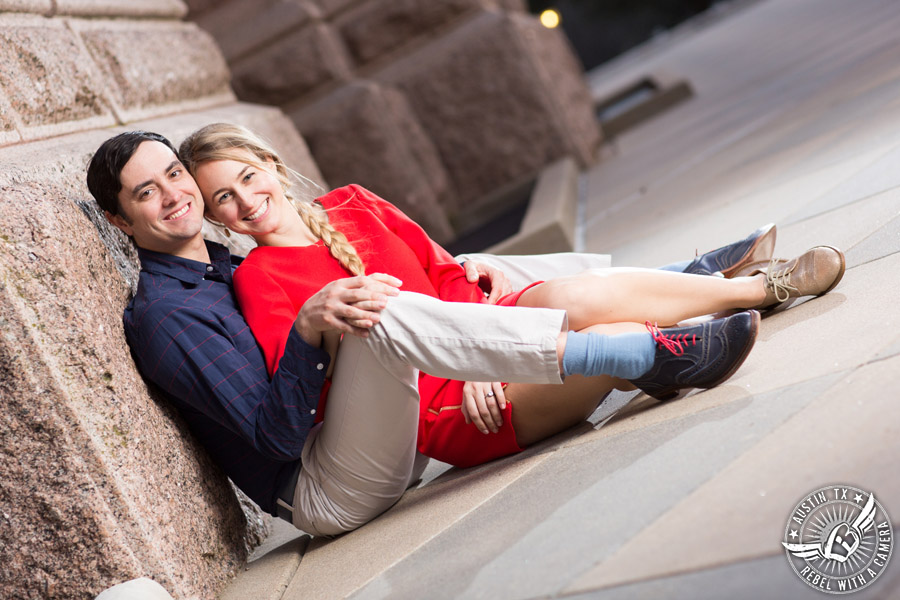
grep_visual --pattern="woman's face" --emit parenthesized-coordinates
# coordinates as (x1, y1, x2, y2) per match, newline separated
(194, 151, 289, 239)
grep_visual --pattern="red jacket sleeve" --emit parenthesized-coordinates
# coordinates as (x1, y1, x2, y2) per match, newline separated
(233, 262, 299, 376)
(348, 185, 484, 303)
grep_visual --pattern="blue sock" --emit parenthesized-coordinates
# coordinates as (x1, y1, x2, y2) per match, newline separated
(657, 259, 692, 272)
(562, 331, 656, 379)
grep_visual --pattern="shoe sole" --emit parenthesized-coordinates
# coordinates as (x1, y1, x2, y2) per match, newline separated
(720, 223, 776, 278)
(651, 310, 760, 401)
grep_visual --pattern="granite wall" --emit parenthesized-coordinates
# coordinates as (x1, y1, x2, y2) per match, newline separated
(0, 2, 321, 599)
(0, 1, 599, 598)
(189, 0, 602, 242)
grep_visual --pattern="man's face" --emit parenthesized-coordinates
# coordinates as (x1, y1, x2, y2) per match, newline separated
(108, 141, 205, 256)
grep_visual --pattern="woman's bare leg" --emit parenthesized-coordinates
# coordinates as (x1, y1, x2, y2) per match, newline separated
(508, 322, 643, 447)
(518, 268, 766, 330)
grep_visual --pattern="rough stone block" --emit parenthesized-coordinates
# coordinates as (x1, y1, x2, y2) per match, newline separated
(0, 93, 22, 146)
(515, 12, 602, 164)
(0, 14, 115, 141)
(291, 81, 455, 243)
(498, 0, 526, 11)
(73, 19, 233, 123)
(0, 0, 52, 14)
(194, 0, 315, 62)
(0, 130, 255, 600)
(54, 0, 187, 18)
(312, 0, 364, 19)
(337, 0, 505, 68)
(182, 0, 218, 18)
(377, 10, 600, 212)
(230, 22, 352, 105)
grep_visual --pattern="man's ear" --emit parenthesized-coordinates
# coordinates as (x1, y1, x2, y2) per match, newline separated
(105, 210, 134, 236)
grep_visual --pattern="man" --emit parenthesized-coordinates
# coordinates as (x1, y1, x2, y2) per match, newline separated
(85, 130, 764, 534)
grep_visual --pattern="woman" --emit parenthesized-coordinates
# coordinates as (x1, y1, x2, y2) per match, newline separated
(178, 123, 843, 523)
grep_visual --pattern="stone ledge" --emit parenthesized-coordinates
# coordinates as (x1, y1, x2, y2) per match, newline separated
(0, 0, 52, 15)
(54, 0, 187, 18)
(594, 72, 694, 138)
(485, 156, 579, 255)
(220, 520, 311, 600)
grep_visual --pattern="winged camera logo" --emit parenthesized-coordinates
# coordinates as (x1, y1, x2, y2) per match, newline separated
(782, 485, 892, 594)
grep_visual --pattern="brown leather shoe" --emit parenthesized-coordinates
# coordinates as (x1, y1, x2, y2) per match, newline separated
(756, 246, 846, 308)
(732, 258, 790, 278)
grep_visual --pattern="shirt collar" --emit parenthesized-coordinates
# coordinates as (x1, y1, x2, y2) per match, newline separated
(137, 240, 239, 285)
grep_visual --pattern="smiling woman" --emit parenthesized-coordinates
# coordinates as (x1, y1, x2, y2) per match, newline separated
(193, 151, 319, 249)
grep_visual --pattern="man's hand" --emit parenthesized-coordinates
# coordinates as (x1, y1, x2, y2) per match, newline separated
(293, 274, 401, 347)
(462, 381, 507, 434)
(464, 261, 513, 304)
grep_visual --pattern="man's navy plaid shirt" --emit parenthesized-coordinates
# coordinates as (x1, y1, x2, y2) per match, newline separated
(123, 241, 330, 514)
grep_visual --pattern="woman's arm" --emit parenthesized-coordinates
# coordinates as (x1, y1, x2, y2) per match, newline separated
(235, 261, 401, 375)
(349, 185, 484, 303)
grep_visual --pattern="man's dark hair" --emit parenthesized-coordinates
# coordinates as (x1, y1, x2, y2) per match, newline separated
(86, 131, 177, 216)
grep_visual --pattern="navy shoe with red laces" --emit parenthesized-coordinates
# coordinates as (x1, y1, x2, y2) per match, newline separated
(629, 310, 760, 400)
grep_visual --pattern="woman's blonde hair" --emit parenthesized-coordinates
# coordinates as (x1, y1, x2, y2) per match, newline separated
(179, 123, 365, 276)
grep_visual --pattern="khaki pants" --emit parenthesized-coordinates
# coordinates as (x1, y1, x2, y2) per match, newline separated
(291, 291, 566, 536)
(454, 252, 612, 291)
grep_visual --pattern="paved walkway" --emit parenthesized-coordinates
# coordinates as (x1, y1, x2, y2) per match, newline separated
(222, 0, 900, 597)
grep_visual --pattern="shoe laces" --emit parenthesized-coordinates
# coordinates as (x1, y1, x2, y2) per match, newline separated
(765, 259, 799, 303)
(645, 321, 698, 356)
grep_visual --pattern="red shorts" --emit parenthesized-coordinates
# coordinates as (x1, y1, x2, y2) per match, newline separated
(416, 281, 544, 467)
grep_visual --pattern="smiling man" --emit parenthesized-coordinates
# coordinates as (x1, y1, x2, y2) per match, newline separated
(102, 135, 209, 259)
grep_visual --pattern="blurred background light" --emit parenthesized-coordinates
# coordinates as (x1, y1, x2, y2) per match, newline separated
(540, 8, 561, 28)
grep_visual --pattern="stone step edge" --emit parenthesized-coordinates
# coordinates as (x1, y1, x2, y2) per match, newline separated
(484, 155, 579, 256)
(218, 521, 311, 600)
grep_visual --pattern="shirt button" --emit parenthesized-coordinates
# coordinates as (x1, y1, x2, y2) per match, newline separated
(206, 265, 214, 272)
(310, 409, 316, 415)
(316, 363, 324, 371)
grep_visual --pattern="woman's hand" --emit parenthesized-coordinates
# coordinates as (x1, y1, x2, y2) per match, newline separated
(464, 261, 513, 304)
(462, 381, 507, 434)
(294, 273, 401, 347)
